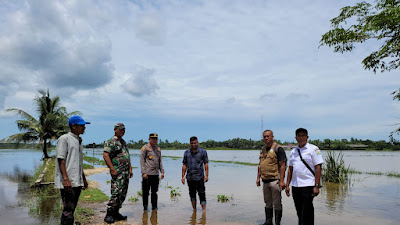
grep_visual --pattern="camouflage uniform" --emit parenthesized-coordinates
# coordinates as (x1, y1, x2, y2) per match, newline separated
(104, 135, 131, 211)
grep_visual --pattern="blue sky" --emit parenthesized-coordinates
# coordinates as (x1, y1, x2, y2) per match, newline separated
(0, 0, 399, 144)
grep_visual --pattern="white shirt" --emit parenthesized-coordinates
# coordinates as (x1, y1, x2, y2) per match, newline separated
(288, 143, 324, 187)
(54, 132, 84, 189)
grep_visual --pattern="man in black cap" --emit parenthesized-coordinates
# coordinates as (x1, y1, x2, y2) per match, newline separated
(55, 116, 90, 225)
(140, 133, 165, 211)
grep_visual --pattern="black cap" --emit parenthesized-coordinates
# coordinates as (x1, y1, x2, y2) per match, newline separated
(149, 133, 158, 138)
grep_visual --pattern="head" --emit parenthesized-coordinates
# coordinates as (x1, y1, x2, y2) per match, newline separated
(190, 136, 199, 151)
(149, 133, 158, 146)
(68, 116, 90, 135)
(262, 130, 274, 147)
(295, 128, 309, 148)
(114, 123, 126, 139)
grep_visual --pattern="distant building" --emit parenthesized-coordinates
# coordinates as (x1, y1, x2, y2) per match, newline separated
(281, 144, 297, 150)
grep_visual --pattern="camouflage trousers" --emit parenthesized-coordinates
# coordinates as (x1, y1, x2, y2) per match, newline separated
(107, 168, 130, 210)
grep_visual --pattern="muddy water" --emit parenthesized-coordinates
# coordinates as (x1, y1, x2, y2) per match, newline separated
(1, 149, 400, 224)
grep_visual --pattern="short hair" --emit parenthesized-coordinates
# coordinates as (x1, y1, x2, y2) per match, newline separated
(190, 136, 198, 142)
(295, 128, 308, 136)
(263, 129, 273, 136)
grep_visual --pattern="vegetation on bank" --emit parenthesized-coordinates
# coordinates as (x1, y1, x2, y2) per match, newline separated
(83, 137, 400, 151)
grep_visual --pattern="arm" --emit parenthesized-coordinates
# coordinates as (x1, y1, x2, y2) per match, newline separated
(58, 158, 71, 192)
(129, 163, 133, 178)
(313, 164, 322, 196)
(279, 160, 286, 191)
(285, 166, 293, 197)
(256, 165, 261, 186)
(82, 172, 88, 190)
(140, 147, 147, 179)
(103, 151, 117, 178)
(159, 148, 165, 179)
(182, 164, 187, 184)
(204, 162, 209, 182)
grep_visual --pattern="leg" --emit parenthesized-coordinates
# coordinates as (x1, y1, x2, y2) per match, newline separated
(270, 180, 283, 225)
(197, 180, 206, 214)
(263, 181, 273, 225)
(105, 171, 123, 223)
(142, 177, 150, 210)
(149, 175, 159, 210)
(60, 187, 82, 225)
(115, 170, 129, 221)
(301, 187, 315, 225)
(187, 180, 197, 211)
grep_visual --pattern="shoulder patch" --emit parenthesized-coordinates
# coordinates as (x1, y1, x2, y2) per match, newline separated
(315, 149, 321, 155)
(141, 147, 145, 151)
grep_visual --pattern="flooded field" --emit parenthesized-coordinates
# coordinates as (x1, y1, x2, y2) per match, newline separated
(1, 149, 400, 224)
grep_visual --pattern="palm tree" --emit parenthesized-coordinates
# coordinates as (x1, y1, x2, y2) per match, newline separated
(6, 89, 81, 158)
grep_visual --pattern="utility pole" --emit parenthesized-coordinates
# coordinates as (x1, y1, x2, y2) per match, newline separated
(260, 114, 264, 139)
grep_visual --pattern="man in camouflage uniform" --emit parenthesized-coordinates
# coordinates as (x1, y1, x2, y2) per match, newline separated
(103, 123, 133, 224)
(140, 133, 165, 211)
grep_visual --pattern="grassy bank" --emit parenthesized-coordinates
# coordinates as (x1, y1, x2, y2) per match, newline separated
(29, 157, 108, 225)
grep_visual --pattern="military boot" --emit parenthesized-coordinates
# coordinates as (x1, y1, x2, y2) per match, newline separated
(263, 207, 273, 225)
(104, 209, 115, 224)
(274, 209, 282, 225)
(114, 209, 127, 221)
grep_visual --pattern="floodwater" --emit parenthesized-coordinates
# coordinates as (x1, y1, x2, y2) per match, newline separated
(1, 149, 400, 224)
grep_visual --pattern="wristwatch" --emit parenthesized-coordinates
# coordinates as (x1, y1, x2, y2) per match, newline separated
(315, 184, 322, 188)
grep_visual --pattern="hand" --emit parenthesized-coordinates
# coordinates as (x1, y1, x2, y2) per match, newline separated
(129, 170, 133, 178)
(285, 185, 291, 197)
(313, 187, 320, 197)
(63, 177, 72, 192)
(256, 178, 260, 187)
(110, 169, 118, 179)
(279, 181, 286, 191)
(182, 177, 185, 185)
(161, 173, 164, 179)
(83, 179, 88, 190)
(142, 173, 148, 179)
(204, 175, 208, 183)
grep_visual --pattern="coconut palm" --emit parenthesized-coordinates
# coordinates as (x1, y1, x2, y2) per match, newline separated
(6, 89, 81, 158)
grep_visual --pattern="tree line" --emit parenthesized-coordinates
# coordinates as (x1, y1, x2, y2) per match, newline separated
(84, 137, 400, 151)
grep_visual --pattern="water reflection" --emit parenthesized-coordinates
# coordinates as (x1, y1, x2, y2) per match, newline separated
(142, 210, 158, 225)
(189, 211, 206, 225)
(323, 182, 349, 213)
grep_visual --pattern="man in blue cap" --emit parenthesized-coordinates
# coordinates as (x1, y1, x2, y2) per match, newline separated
(55, 115, 90, 225)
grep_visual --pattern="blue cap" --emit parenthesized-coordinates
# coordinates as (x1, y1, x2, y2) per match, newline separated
(68, 116, 90, 127)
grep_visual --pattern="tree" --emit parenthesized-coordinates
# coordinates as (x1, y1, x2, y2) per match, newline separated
(6, 89, 80, 158)
(320, 0, 400, 73)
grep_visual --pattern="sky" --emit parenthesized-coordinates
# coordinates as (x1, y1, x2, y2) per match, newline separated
(0, 0, 399, 145)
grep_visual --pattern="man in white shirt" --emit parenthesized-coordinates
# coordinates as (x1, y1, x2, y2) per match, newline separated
(55, 116, 90, 225)
(285, 128, 323, 225)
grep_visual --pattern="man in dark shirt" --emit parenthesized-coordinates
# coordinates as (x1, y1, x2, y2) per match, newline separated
(182, 136, 209, 214)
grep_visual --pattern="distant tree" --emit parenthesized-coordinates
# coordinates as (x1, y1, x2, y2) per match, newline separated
(6, 89, 80, 158)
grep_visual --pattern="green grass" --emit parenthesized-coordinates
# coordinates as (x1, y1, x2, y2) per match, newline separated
(169, 186, 181, 197)
(366, 171, 384, 175)
(386, 171, 400, 178)
(137, 190, 143, 196)
(322, 150, 350, 183)
(83, 155, 106, 165)
(79, 187, 109, 203)
(83, 163, 94, 169)
(210, 159, 258, 166)
(217, 194, 230, 202)
(75, 206, 95, 225)
(128, 196, 139, 202)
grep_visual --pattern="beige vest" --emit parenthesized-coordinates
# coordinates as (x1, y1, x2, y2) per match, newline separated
(259, 142, 281, 180)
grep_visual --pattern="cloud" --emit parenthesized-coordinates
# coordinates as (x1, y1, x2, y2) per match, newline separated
(135, 14, 166, 45)
(122, 68, 159, 97)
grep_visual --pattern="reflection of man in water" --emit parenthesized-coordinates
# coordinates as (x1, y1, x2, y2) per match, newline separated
(285, 128, 324, 225)
(142, 210, 158, 225)
(54, 116, 89, 225)
(190, 211, 206, 225)
(182, 136, 209, 214)
(256, 130, 286, 225)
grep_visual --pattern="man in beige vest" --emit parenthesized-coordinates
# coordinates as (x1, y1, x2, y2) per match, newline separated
(257, 130, 287, 225)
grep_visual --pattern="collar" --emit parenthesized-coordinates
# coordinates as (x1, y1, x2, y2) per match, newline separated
(296, 142, 309, 150)
(68, 132, 82, 144)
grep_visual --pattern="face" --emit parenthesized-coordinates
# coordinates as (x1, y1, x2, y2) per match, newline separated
(71, 124, 86, 135)
(149, 137, 158, 145)
(295, 132, 308, 147)
(263, 131, 274, 146)
(190, 139, 199, 151)
(114, 128, 125, 138)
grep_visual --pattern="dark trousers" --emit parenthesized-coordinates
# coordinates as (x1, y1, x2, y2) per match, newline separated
(142, 175, 159, 209)
(292, 186, 314, 225)
(187, 180, 206, 205)
(60, 187, 82, 225)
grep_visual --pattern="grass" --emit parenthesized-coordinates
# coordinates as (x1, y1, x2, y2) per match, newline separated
(137, 190, 143, 196)
(83, 163, 94, 169)
(83, 155, 106, 165)
(169, 186, 181, 197)
(128, 196, 139, 202)
(75, 206, 95, 225)
(209, 159, 258, 166)
(323, 150, 350, 184)
(217, 194, 231, 202)
(79, 187, 109, 203)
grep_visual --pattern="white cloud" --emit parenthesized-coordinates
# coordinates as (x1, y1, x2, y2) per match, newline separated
(122, 69, 159, 97)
